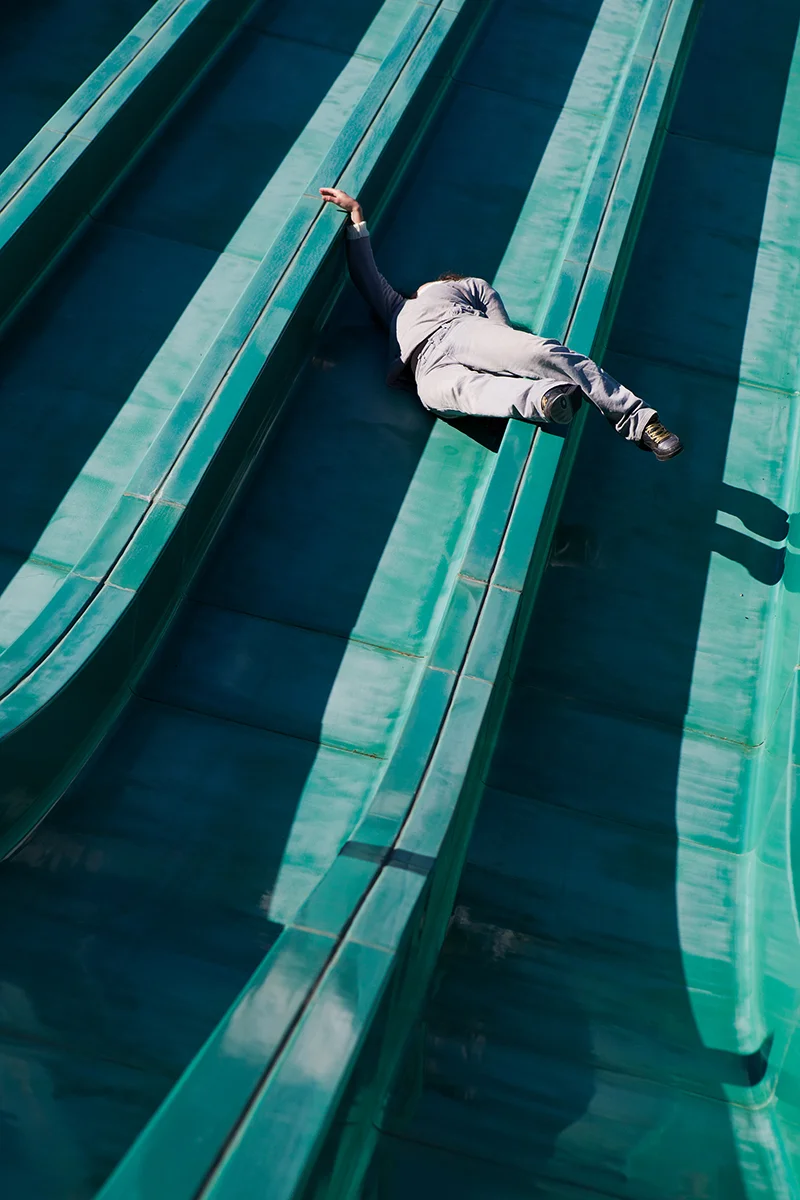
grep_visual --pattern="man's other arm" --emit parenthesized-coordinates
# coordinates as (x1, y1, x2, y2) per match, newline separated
(320, 187, 405, 329)
(345, 222, 406, 329)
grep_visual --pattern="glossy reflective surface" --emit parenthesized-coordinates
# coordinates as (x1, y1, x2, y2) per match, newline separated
(5, 0, 800, 1196)
(0, 0, 156, 176)
(369, 0, 800, 1196)
(0, 0, 440, 1193)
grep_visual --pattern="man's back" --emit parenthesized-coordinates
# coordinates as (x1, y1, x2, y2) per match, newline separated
(395, 277, 509, 361)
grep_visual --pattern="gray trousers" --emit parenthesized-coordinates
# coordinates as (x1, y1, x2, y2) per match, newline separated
(413, 316, 655, 442)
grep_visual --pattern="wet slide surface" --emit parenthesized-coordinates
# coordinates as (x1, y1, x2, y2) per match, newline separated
(366, 0, 800, 1196)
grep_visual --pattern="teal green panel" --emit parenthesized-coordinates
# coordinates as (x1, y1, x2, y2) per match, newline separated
(304, 5, 437, 202)
(197, 358, 492, 655)
(0, 1029, 172, 1200)
(33, 2, 179, 138)
(396, 673, 492, 859)
(455, 0, 642, 115)
(0, 574, 96, 698)
(488, 689, 761, 851)
(251, 0, 417, 60)
(367, 667, 456, 824)
(0, 220, 219, 561)
(102, 29, 376, 257)
(205, 939, 393, 1200)
(459, 426, 532, 583)
(292, 854, 380, 939)
(0, 0, 156, 176)
(0, 585, 133, 735)
(266, 750, 385, 927)
(139, 603, 423, 756)
(74, 493, 149, 582)
(611, 132, 800, 390)
(348, 860, 426, 955)
(429, 576, 486, 673)
(0, 0, 714, 1196)
(670, 0, 800, 156)
(493, 429, 563, 592)
(0, 559, 73, 656)
(109, 501, 184, 592)
(461, 585, 518, 683)
(365, 1138, 622, 1200)
(97, 926, 335, 1200)
(518, 358, 792, 747)
(0, 693, 380, 1108)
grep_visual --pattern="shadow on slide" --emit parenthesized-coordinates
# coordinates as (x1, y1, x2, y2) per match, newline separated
(0, 0, 390, 598)
(365, 0, 800, 1196)
(0, 1, 619, 1197)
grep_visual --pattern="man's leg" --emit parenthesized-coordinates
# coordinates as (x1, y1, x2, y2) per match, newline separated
(415, 360, 564, 421)
(443, 318, 656, 442)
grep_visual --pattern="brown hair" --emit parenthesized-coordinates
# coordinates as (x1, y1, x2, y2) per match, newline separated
(436, 272, 468, 282)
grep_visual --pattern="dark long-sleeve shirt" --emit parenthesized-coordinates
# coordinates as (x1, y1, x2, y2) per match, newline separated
(345, 221, 511, 383)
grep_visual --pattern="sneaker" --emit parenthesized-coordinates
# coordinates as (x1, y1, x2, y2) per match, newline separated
(542, 385, 580, 425)
(640, 416, 683, 461)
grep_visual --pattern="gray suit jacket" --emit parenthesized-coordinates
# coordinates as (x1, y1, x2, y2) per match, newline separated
(345, 228, 511, 384)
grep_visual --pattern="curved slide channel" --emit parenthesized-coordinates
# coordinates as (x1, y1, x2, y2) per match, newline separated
(0, 1, 157, 175)
(0, 0, 693, 1195)
(0, 0, 472, 1190)
(366, 0, 800, 1196)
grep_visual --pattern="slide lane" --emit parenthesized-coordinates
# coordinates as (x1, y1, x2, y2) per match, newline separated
(0, 0, 157, 176)
(0, 0, 454, 1191)
(0, 0, 408, 618)
(0, 0, 685, 1196)
(0, 0, 432, 816)
(366, 0, 800, 1197)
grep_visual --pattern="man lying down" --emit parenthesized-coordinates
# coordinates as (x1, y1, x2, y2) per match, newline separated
(320, 186, 683, 462)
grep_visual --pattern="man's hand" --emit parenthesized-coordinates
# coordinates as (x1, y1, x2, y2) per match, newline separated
(320, 187, 364, 225)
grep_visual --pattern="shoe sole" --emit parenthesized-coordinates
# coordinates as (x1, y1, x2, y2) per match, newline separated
(543, 387, 578, 425)
(654, 443, 684, 461)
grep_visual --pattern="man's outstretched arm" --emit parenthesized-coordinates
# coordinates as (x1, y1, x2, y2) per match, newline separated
(320, 187, 405, 329)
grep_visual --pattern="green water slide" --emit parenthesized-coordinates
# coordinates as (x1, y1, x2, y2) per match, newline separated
(5, 0, 798, 1196)
(365, 1, 800, 1197)
(0, 1, 158, 176)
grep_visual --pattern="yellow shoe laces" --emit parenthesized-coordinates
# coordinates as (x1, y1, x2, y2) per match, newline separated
(646, 420, 671, 445)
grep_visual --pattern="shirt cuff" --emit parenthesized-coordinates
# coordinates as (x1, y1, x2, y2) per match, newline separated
(346, 220, 370, 240)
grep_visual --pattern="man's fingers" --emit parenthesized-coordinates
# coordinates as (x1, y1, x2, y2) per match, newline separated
(320, 186, 356, 209)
